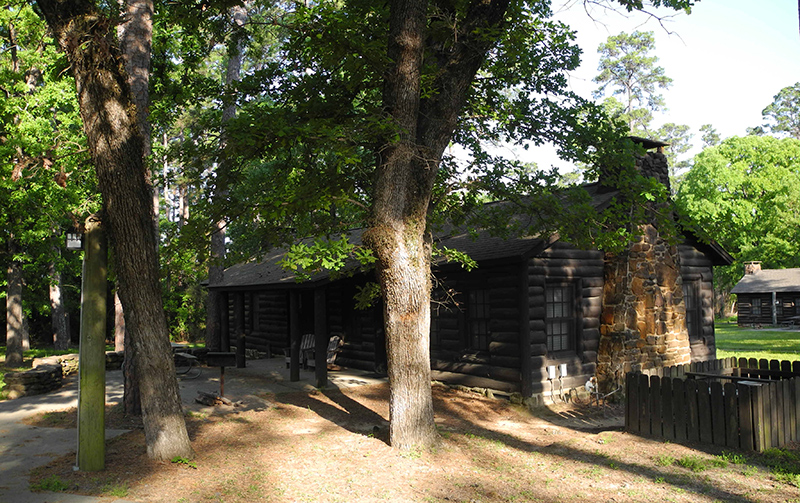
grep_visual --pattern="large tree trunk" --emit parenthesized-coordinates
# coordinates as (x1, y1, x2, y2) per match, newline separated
(35, 0, 193, 461)
(364, 0, 511, 450)
(117, 0, 153, 417)
(6, 237, 24, 368)
(363, 0, 437, 450)
(206, 4, 246, 351)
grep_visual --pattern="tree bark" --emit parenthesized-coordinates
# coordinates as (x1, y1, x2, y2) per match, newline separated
(364, 0, 510, 450)
(206, 4, 246, 351)
(6, 237, 24, 368)
(114, 289, 126, 352)
(363, 0, 437, 450)
(35, 0, 193, 460)
(49, 258, 70, 351)
(117, 0, 153, 417)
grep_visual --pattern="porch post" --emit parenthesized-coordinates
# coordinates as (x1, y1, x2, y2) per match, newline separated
(220, 291, 230, 351)
(772, 291, 778, 326)
(289, 291, 300, 381)
(314, 287, 328, 389)
(234, 292, 246, 368)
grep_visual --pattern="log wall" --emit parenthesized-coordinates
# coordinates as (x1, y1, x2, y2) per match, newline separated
(678, 243, 717, 362)
(429, 263, 523, 390)
(527, 243, 604, 394)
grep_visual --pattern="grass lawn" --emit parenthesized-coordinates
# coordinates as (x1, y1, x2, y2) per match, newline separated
(715, 321, 800, 362)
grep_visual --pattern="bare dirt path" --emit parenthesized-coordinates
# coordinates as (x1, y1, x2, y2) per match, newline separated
(27, 382, 800, 503)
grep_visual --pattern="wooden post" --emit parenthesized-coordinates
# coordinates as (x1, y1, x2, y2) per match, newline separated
(77, 214, 107, 471)
(220, 292, 230, 351)
(289, 291, 300, 382)
(314, 288, 328, 389)
(234, 292, 245, 368)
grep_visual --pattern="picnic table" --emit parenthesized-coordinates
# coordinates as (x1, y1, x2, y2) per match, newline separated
(780, 315, 800, 329)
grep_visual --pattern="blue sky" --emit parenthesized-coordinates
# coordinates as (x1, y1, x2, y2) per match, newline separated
(523, 0, 800, 170)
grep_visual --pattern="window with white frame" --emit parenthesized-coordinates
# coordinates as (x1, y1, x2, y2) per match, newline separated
(546, 283, 575, 353)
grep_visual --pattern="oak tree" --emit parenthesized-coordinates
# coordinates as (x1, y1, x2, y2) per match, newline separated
(35, 0, 193, 460)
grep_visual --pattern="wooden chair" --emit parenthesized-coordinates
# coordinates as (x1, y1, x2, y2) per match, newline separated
(306, 334, 343, 370)
(284, 333, 316, 369)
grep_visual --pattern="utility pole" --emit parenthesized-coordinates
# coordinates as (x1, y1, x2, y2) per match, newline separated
(77, 214, 107, 471)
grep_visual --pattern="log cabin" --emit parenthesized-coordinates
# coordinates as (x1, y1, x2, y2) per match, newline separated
(731, 262, 800, 326)
(206, 143, 732, 399)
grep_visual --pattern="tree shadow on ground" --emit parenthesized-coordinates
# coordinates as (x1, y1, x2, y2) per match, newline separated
(277, 386, 391, 444)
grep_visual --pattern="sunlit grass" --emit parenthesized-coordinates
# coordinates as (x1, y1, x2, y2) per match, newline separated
(714, 322, 800, 362)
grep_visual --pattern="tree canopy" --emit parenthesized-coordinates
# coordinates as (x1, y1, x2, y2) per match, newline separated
(759, 82, 800, 140)
(675, 135, 800, 293)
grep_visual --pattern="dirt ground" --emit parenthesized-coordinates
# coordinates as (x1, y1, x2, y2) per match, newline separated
(28, 383, 800, 503)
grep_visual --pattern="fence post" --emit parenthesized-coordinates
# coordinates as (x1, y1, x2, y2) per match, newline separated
(723, 382, 738, 448)
(650, 375, 662, 437)
(738, 383, 755, 451)
(770, 381, 780, 447)
(698, 380, 713, 444)
(710, 382, 726, 446)
(662, 377, 674, 441)
(639, 374, 650, 435)
(793, 377, 800, 442)
(673, 378, 687, 442)
(753, 384, 766, 451)
(626, 372, 639, 433)
(686, 379, 700, 443)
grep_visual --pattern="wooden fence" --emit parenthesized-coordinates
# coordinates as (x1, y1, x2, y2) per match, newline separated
(625, 358, 800, 451)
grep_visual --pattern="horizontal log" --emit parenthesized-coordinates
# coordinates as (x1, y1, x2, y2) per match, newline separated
(490, 355, 521, 368)
(581, 330, 600, 347)
(430, 370, 519, 393)
(582, 317, 600, 329)
(490, 319, 519, 332)
(440, 340, 464, 352)
(530, 256, 603, 268)
(528, 318, 545, 330)
(490, 331, 520, 343)
(489, 341, 520, 356)
(584, 287, 603, 298)
(490, 308, 520, 319)
(528, 266, 603, 278)
(488, 287, 518, 299)
(530, 343, 547, 356)
(431, 361, 521, 382)
(530, 330, 546, 345)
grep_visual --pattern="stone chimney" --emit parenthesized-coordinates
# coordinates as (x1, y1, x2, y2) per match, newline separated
(595, 138, 689, 393)
(744, 261, 762, 275)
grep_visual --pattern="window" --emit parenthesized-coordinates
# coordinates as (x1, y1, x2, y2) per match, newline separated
(796, 299, 800, 315)
(752, 298, 762, 316)
(546, 284, 575, 353)
(467, 289, 490, 351)
(683, 281, 701, 341)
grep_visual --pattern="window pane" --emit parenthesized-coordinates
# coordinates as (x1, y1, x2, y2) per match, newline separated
(545, 284, 574, 353)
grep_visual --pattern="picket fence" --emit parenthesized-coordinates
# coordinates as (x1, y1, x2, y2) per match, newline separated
(625, 357, 800, 451)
